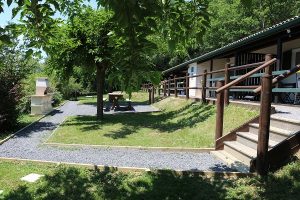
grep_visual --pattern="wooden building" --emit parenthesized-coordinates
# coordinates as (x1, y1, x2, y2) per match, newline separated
(162, 16, 300, 104)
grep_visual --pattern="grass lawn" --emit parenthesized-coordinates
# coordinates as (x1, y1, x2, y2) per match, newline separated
(0, 159, 299, 200)
(47, 97, 258, 148)
(0, 114, 41, 140)
(79, 92, 150, 105)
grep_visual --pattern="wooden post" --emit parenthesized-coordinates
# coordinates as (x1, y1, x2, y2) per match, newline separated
(148, 87, 151, 104)
(186, 73, 189, 99)
(224, 63, 230, 106)
(163, 80, 167, 97)
(209, 60, 213, 98)
(256, 54, 273, 176)
(151, 86, 155, 104)
(202, 70, 207, 103)
(215, 80, 225, 149)
(168, 78, 171, 96)
(174, 75, 178, 97)
(274, 38, 282, 103)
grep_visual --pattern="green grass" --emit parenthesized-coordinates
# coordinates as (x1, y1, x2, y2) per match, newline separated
(79, 92, 150, 105)
(1, 159, 299, 200)
(0, 114, 40, 140)
(47, 97, 258, 148)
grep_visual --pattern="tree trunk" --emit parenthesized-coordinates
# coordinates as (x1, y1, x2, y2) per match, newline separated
(96, 63, 106, 120)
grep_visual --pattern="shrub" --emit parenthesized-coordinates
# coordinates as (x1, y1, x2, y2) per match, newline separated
(0, 72, 23, 132)
(52, 91, 63, 107)
(0, 40, 37, 132)
(60, 77, 83, 100)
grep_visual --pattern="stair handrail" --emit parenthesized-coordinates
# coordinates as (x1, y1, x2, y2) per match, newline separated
(253, 64, 300, 93)
(214, 54, 277, 176)
(216, 58, 277, 93)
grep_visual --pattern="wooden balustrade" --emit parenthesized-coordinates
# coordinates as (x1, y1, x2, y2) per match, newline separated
(149, 59, 269, 101)
(214, 54, 276, 176)
(216, 58, 277, 94)
(144, 54, 299, 176)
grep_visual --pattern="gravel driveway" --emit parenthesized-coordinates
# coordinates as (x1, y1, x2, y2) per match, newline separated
(0, 101, 231, 172)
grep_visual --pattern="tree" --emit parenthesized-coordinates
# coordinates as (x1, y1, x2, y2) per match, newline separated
(46, 7, 113, 119)
(1, 0, 210, 120)
(0, 0, 84, 46)
(164, 0, 300, 66)
(100, 0, 209, 68)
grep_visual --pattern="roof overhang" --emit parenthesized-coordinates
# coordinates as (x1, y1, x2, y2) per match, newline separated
(163, 16, 300, 75)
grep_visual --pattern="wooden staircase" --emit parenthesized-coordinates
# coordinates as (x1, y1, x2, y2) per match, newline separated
(212, 114, 300, 172)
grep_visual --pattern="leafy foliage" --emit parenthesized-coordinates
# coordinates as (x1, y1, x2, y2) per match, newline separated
(162, 0, 300, 68)
(0, 39, 36, 132)
(2, 160, 300, 200)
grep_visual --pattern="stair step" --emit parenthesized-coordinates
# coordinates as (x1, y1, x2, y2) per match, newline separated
(270, 116, 300, 132)
(237, 132, 279, 150)
(211, 150, 250, 173)
(224, 141, 256, 165)
(249, 123, 294, 142)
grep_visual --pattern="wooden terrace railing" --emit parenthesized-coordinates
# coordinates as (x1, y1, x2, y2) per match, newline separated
(214, 56, 300, 176)
(141, 54, 300, 175)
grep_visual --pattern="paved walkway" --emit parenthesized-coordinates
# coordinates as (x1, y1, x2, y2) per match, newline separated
(0, 101, 230, 172)
(206, 97, 300, 121)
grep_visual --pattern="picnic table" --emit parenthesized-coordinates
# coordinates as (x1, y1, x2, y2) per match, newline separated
(108, 92, 123, 110)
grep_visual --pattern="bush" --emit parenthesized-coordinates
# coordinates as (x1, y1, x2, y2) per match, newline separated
(52, 91, 63, 107)
(60, 77, 83, 100)
(0, 73, 23, 132)
(0, 40, 37, 132)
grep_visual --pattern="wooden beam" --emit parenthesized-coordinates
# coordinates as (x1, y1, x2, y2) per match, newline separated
(256, 54, 273, 176)
(224, 63, 230, 106)
(215, 80, 225, 149)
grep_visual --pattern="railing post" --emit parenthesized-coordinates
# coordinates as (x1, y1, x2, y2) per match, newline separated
(215, 80, 225, 149)
(151, 86, 155, 104)
(256, 54, 273, 176)
(163, 80, 167, 97)
(202, 70, 207, 103)
(186, 73, 189, 99)
(168, 78, 171, 96)
(224, 63, 230, 106)
(174, 75, 178, 97)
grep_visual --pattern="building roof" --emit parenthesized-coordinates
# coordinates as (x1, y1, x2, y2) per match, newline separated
(163, 16, 300, 75)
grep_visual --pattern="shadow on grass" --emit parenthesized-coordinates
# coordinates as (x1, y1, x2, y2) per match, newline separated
(3, 166, 227, 200)
(4, 161, 300, 200)
(60, 102, 215, 139)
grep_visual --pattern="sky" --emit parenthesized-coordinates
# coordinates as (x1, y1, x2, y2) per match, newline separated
(0, 0, 98, 61)
(0, 0, 98, 27)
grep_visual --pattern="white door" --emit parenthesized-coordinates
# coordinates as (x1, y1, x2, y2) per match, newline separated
(188, 65, 196, 96)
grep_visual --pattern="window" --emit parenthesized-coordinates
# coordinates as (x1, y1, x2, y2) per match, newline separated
(191, 67, 194, 73)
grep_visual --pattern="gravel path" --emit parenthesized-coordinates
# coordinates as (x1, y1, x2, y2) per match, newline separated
(0, 101, 231, 172)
